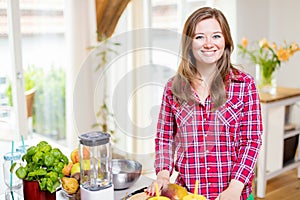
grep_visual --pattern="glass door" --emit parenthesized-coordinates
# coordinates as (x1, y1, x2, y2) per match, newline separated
(0, 0, 66, 141)
(0, 0, 27, 141)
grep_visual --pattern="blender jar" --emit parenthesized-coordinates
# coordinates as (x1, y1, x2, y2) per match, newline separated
(79, 131, 114, 199)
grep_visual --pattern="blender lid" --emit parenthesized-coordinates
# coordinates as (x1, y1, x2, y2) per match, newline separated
(79, 131, 110, 146)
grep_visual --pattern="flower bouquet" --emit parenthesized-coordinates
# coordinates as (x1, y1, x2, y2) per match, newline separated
(238, 37, 300, 94)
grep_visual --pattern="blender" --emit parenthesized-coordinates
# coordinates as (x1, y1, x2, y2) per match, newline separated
(79, 131, 114, 199)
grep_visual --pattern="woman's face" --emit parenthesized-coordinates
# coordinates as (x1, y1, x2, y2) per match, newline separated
(191, 18, 225, 66)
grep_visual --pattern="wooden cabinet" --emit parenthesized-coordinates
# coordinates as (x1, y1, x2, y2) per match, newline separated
(256, 87, 300, 198)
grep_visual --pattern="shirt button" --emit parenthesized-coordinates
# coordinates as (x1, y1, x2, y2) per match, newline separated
(207, 167, 210, 171)
(204, 134, 207, 137)
(205, 150, 209, 154)
(208, 182, 211, 186)
(203, 118, 206, 122)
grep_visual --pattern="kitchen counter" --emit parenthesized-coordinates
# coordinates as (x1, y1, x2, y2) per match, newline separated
(114, 175, 153, 200)
(0, 176, 153, 200)
(1, 137, 154, 200)
(57, 175, 153, 200)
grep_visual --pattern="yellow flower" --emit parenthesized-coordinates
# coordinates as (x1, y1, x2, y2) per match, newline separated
(271, 42, 277, 50)
(241, 37, 248, 48)
(238, 37, 300, 89)
(276, 47, 290, 61)
(238, 37, 300, 75)
(259, 38, 269, 48)
(290, 42, 300, 55)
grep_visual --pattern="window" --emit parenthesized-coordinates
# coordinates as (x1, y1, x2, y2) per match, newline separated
(107, 0, 213, 175)
(0, 0, 66, 140)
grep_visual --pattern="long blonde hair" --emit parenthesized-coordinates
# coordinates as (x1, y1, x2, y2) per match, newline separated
(172, 7, 234, 110)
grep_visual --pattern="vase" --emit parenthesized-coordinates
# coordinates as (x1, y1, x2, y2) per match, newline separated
(23, 180, 56, 200)
(255, 64, 277, 95)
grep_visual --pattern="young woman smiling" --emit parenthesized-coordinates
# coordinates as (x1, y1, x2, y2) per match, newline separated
(146, 7, 262, 200)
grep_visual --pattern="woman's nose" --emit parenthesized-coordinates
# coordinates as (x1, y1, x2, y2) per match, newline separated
(204, 38, 213, 47)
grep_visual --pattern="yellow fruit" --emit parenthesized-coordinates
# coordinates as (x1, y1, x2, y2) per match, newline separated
(182, 194, 206, 200)
(62, 162, 73, 176)
(161, 184, 189, 200)
(71, 162, 80, 175)
(61, 177, 79, 194)
(148, 197, 170, 200)
(82, 159, 90, 170)
(70, 149, 80, 164)
(70, 147, 90, 163)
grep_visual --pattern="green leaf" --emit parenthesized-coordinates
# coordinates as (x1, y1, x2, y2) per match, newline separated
(10, 162, 17, 173)
(16, 167, 27, 179)
(44, 153, 55, 167)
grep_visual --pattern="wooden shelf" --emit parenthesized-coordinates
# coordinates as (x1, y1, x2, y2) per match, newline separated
(266, 160, 300, 180)
(256, 86, 300, 198)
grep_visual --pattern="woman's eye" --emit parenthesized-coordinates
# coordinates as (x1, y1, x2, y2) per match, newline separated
(213, 34, 221, 39)
(195, 35, 204, 40)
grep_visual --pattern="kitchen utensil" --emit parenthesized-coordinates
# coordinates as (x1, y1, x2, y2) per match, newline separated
(112, 159, 142, 190)
(79, 131, 114, 199)
(121, 187, 147, 199)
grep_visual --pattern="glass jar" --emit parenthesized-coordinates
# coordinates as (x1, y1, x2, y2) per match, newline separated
(3, 151, 23, 189)
(4, 189, 23, 200)
(16, 144, 29, 156)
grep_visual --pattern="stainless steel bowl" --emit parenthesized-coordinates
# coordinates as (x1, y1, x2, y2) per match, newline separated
(112, 159, 142, 190)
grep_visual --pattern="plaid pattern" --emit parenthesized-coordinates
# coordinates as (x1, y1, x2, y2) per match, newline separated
(155, 68, 262, 200)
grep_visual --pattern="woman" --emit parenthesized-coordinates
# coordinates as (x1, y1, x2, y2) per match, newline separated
(146, 7, 262, 200)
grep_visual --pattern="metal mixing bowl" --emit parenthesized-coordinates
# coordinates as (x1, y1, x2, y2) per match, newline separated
(112, 159, 142, 190)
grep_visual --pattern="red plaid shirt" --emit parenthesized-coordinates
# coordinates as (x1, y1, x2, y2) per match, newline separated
(155, 68, 262, 200)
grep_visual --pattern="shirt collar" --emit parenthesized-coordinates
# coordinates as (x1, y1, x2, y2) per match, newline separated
(225, 67, 245, 83)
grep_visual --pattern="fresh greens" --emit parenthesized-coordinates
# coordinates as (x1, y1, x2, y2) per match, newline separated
(14, 141, 69, 193)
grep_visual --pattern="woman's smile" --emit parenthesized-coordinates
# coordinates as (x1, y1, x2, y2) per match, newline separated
(192, 18, 225, 66)
(199, 49, 218, 57)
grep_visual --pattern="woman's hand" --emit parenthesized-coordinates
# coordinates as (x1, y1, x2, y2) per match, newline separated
(215, 179, 244, 200)
(145, 170, 170, 196)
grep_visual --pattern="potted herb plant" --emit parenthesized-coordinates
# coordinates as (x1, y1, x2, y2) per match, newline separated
(12, 141, 69, 200)
(6, 65, 37, 117)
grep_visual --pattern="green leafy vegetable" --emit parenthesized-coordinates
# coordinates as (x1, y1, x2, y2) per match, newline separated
(16, 166, 27, 179)
(14, 141, 69, 193)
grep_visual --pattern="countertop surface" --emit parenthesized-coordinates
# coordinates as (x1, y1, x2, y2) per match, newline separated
(0, 138, 154, 200)
(0, 175, 153, 200)
(114, 175, 152, 200)
(259, 87, 300, 103)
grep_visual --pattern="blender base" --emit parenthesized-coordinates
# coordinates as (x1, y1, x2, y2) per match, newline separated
(80, 185, 114, 200)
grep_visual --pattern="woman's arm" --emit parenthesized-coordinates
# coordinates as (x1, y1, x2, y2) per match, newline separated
(145, 170, 170, 196)
(231, 79, 263, 184)
(146, 81, 176, 195)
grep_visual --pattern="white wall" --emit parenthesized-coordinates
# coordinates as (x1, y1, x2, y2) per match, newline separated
(234, 0, 300, 88)
(269, 0, 300, 88)
(235, 0, 269, 76)
(65, 0, 98, 150)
